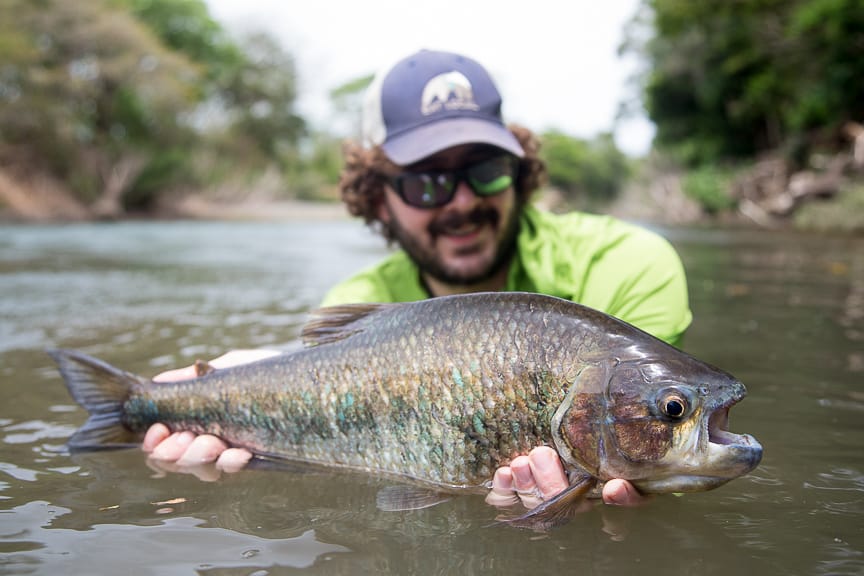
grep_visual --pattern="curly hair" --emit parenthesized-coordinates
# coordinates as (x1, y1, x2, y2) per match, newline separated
(338, 124, 547, 241)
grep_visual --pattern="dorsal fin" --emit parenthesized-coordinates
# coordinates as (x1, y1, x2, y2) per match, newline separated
(301, 303, 393, 346)
(194, 359, 217, 377)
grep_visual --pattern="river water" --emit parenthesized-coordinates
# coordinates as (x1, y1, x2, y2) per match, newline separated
(1, 219, 861, 575)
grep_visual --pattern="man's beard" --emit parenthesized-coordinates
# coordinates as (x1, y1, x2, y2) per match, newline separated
(386, 202, 522, 287)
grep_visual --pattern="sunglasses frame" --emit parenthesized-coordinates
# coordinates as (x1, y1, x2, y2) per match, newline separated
(386, 154, 519, 209)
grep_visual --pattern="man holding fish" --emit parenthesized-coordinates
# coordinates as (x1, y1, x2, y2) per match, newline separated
(144, 49, 692, 511)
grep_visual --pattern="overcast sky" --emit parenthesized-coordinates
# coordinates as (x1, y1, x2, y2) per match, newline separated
(204, 0, 655, 156)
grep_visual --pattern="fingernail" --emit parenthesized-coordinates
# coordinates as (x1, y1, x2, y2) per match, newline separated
(151, 431, 193, 460)
(513, 465, 533, 487)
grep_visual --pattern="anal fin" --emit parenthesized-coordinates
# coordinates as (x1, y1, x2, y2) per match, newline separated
(376, 485, 452, 512)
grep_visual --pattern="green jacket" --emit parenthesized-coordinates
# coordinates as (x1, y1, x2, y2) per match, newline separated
(321, 205, 692, 346)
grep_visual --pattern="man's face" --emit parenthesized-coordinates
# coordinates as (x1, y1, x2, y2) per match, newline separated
(378, 144, 522, 287)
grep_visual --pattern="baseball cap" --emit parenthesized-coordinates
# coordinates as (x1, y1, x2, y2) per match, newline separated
(362, 49, 525, 165)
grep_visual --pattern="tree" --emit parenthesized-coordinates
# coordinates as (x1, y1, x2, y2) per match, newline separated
(0, 0, 201, 216)
(221, 32, 306, 161)
(127, 0, 305, 162)
(627, 0, 864, 166)
(1, 0, 309, 215)
(541, 131, 630, 209)
(329, 74, 375, 141)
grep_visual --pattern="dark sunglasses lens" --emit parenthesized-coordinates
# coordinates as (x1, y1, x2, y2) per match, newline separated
(466, 156, 515, 196)
(399, 174, 456, 208)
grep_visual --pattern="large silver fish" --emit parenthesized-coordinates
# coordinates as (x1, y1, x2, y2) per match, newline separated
(50, 292, 762, 527)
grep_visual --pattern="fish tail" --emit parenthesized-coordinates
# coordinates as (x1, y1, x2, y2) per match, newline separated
(48, 349, 149, 450)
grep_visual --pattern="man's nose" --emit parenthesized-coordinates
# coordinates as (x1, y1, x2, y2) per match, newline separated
(447, 179, 481, 209)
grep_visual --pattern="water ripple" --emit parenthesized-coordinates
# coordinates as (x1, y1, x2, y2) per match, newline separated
(802, 468, 864, 517)
(0, 462, 41, 482)
(2, 420, 76, 445)
(804, 468, 864, 491)
(1, 500, 353, 573)
(703, 512, 777, 551)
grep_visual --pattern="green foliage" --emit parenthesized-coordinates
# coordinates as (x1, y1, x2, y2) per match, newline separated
(681, 166, 737, 214)
(329, 74, 375, 139)
(330, 75, 375, 101)
(221, 32, 306, 158)
(124, 148, 195, 211)
(0, 0, 201, 209)
(121, 0, 306, 162)
(0, 0, 308, 215)
(121, 0, 243, 75)
(629, 0, 864, 166)
(283, 134, 344, 202)
(540, 131, 630, 209)
(786, 0, 864, 132)
(110, 87, 150, 142)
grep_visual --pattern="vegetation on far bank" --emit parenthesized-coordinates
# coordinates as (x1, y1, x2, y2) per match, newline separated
(0, 0, 862, 232)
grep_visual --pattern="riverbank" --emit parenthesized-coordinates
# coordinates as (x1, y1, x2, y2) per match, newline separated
(166, 195, 349, 221)
(2, 165, 862, 233)
(0, 168, 348, 223)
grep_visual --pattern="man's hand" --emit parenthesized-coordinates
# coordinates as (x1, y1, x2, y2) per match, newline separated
(152, 349, 281, 383)
(142, 423, 252, 473)
(144, 350, 278, 474)
(485, 445, 650, 508)
(146, 351, 648, 508)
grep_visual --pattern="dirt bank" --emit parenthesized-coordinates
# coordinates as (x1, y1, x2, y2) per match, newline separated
(167, 195, 349, 221)
(0, 168, 348, 223)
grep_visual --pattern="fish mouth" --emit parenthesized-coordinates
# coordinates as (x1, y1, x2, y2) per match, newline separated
(707, 401, 760, 452)
(703, 399, 763, 480)
(709, 405, 745, 445)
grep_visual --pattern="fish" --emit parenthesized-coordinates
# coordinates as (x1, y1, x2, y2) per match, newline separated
(49, 292, 763, 528)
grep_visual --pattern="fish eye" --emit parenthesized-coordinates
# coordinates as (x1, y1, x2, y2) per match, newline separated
(664, 398, 686, 418)
(657, 392, 689, 420)
(654, 386, 694, 421)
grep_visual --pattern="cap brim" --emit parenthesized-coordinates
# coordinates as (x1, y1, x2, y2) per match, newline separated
(381, 118, 524, 165)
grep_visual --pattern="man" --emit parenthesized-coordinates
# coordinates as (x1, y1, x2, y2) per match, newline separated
(145, 49, 692, 510)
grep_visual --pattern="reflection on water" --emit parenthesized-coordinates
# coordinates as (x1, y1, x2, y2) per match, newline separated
(3, 500, 351, 573)
(1, 221, 862, 575)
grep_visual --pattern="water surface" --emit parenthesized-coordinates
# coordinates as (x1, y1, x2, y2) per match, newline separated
(1, 220, 861, 575)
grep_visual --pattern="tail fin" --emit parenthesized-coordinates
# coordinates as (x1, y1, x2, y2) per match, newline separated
(48, 349, 149, 450)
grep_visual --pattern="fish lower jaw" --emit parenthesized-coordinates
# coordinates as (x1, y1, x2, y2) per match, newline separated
(706, 432, 763, 466)
(629, 438, 763, 495)
(633, 474, 736, 494)
(711, 429, 747, 445)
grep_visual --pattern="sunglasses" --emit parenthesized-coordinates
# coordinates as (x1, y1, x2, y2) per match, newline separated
(386, 155, 518, 209)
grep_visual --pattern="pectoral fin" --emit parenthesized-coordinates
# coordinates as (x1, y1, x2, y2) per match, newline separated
(498, 474, 597, 530)
(375, 485, 452, 512)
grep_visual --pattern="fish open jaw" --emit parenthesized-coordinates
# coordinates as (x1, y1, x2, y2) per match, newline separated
(708, 404, 759, 448)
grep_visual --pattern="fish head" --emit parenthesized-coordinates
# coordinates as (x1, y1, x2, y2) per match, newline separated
(553, 355, 763, 493)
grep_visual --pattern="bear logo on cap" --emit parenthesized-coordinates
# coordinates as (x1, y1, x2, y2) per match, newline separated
(420, 71, 480, 116)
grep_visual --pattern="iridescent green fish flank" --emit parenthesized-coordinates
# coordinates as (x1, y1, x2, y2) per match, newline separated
(50, 292, 762, 528)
